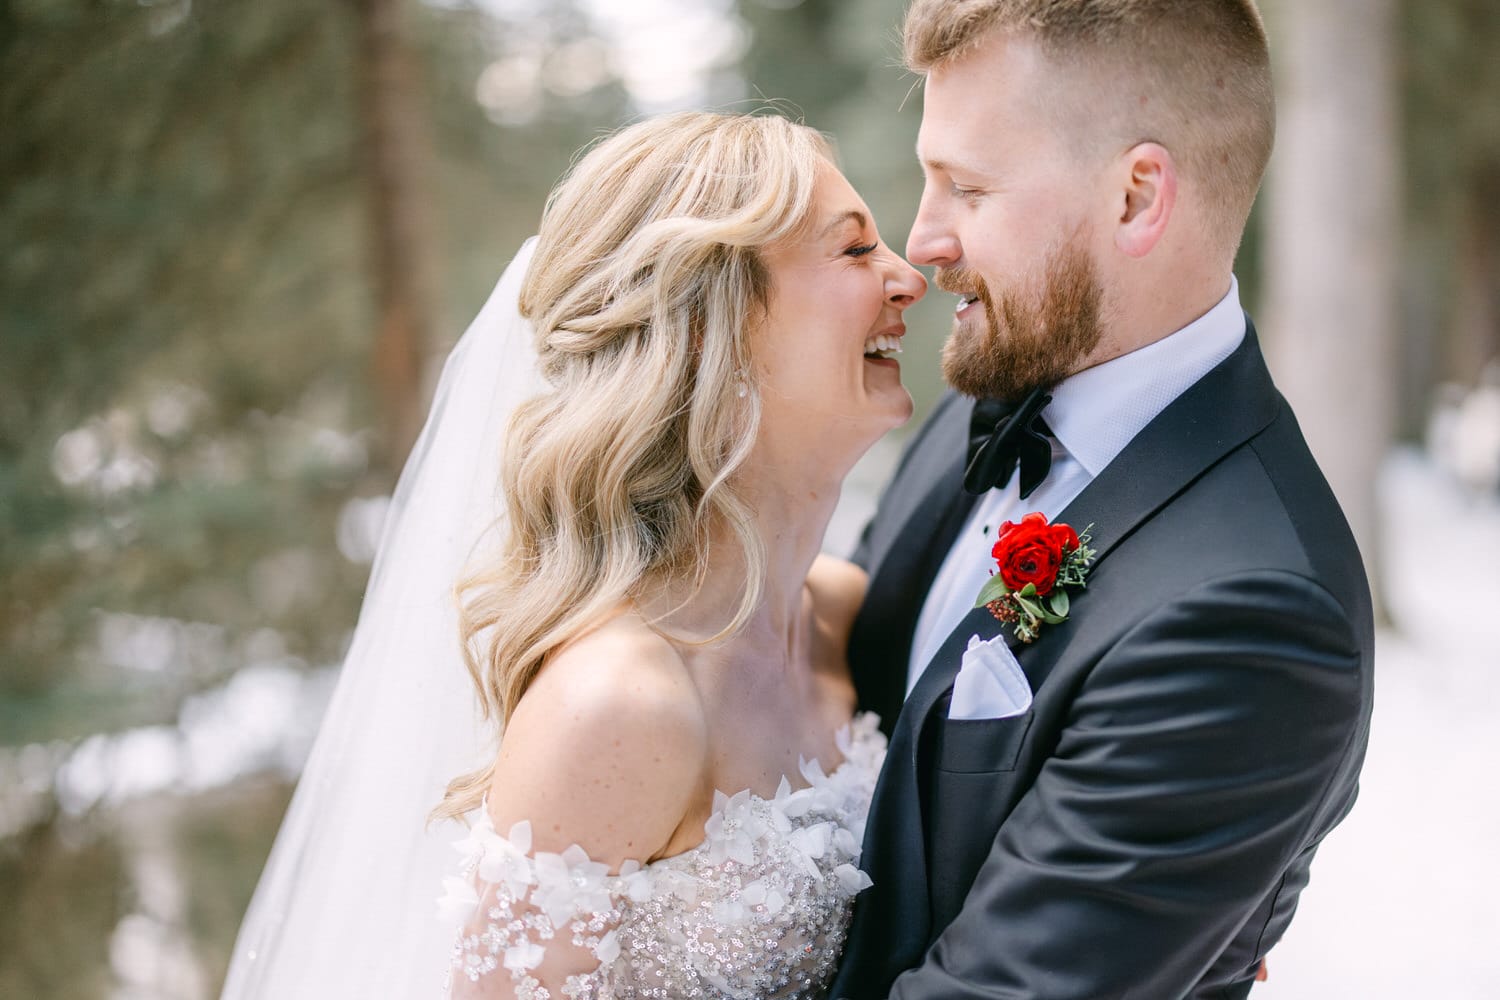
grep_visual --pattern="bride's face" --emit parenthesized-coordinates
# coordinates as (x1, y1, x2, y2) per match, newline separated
(754, 164, 927, 458)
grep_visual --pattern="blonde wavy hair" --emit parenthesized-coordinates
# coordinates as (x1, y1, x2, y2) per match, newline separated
(436, 112, 834, 821)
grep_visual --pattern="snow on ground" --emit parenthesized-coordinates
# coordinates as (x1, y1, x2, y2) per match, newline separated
(1257, 453, 1500, 999)
(1255, 631, 1500, 999)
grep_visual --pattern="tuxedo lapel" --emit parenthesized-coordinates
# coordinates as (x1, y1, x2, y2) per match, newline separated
(843, 460, 993, 973)
(840, 396, 977, 972)
(1054, 322, 1282, 566)
(901, 322, 1283, 738)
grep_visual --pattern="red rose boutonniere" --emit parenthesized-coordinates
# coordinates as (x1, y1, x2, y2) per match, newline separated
(973, 512, 1096, 644)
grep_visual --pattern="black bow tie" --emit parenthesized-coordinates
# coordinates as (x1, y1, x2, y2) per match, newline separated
(964, 386, 1055, 498)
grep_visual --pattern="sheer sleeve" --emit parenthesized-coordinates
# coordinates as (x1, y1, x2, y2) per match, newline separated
(439, 809, 650, 999)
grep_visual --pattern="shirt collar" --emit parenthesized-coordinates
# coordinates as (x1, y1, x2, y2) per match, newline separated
(1044, 276, 1247, 477)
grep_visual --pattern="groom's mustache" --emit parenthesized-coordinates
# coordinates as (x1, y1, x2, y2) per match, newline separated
(934, 265, 986, 299)
(934, 266, 993, 312)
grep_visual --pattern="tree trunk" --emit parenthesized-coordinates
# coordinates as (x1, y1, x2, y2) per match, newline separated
(351, 0, 440, 472)
(1450, 164, 1500, 383)
(1261, 0, 1401, 610)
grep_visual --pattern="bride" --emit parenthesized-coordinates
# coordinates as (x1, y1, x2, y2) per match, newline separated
(222, 111, 925, 998)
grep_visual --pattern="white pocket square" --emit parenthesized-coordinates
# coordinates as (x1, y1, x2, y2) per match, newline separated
(949, 634, 1034, 721)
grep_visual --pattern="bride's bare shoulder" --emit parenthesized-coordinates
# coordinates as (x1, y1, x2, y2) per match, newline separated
(486, 613, 708, 865)
(524, 612, 700, 718)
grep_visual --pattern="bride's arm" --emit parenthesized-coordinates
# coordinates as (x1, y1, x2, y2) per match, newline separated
(807, 555, 868, 634)
(447, 625, 708, 998)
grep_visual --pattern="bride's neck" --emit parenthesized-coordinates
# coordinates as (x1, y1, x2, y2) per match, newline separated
(643, 443, 849, 656)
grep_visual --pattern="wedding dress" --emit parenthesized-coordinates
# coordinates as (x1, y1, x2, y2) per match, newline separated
(440, 713, 885, 999)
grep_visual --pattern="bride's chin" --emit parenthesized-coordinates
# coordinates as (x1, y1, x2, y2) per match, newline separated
(851, 400, 913, 450)
(871, 385, 914, 427)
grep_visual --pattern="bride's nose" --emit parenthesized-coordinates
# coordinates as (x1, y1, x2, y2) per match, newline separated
(885, 255, 928, 310)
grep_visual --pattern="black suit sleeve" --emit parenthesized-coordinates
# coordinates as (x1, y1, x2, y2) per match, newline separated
(886, 569, 1366, 1000)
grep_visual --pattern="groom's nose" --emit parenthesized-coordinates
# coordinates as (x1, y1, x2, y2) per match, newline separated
(906, 188, 961, 268)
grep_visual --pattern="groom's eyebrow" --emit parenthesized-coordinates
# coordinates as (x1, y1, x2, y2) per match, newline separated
(918, 145, 984, 177)
(820, 210, 868, 238)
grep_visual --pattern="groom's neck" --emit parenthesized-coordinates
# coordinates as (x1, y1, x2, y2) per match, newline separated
(1084, 263, 1234, 373)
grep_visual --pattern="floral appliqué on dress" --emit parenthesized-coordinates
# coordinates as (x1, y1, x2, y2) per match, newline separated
(439, 713, 886, 999)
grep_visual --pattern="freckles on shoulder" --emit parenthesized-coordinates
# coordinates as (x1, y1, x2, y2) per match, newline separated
(484, 624, 709, 866)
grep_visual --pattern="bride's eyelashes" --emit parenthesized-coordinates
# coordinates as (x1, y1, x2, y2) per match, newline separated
(845, 242, 879, 258)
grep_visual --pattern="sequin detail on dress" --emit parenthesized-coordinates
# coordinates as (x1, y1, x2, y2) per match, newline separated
(440, 712, 885, 999)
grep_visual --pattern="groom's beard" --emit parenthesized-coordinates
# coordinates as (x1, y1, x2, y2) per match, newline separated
(936, 237, 1105, 404)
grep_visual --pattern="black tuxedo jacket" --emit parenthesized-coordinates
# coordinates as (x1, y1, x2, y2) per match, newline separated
(831, 324, 1374, 1000)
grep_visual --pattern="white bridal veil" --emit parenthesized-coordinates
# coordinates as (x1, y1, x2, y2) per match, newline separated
(221, 240, 541, 998)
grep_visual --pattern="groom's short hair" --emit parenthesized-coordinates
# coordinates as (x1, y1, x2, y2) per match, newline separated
(903, 0, 1275, 253)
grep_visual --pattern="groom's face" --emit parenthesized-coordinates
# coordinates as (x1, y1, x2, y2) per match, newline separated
(909, 33, 1109, 403)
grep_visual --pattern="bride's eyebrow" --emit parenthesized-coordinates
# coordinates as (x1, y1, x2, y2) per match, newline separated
(819, 210, 869, 239)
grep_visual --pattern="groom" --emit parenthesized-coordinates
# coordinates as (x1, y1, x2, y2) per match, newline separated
(833, 2, 1374, 998)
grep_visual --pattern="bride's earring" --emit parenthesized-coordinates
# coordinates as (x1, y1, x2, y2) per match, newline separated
(734, 371, 750, 399)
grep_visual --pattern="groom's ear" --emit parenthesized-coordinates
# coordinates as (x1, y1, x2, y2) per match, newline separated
(1113, 141, 1176, 259)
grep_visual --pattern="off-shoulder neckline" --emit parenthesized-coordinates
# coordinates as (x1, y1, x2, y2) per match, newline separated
(468, 711, 885, 875)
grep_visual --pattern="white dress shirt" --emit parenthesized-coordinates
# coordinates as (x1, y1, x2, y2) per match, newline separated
(906, 278, 1249, 693)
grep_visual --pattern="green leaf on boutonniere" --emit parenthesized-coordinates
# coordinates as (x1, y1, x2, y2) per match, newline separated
(1018, 583, 1039, 598)
(1014, 594, 1046, 620)
(1048, 589, 1070, 618)
(1036, 604, 1067, 626)
(974, 574, 1010, 609)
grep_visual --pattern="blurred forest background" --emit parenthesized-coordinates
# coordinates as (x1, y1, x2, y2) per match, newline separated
(1, 0, 1497, 996)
